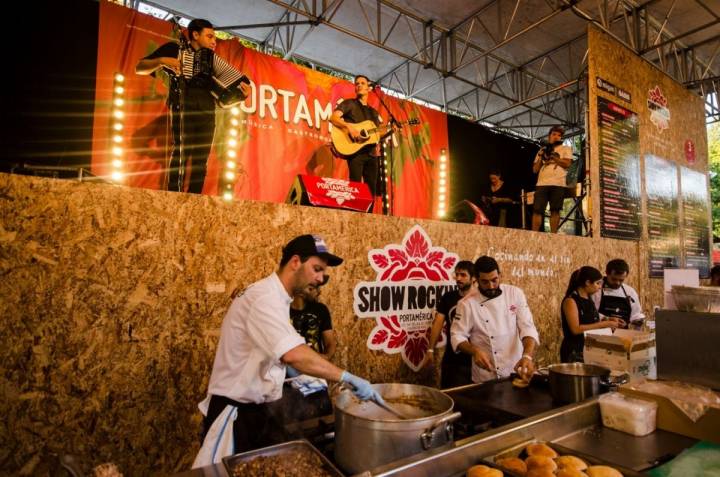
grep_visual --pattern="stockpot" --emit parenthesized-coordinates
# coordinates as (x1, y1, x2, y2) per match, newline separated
(547, 363, 627, 404)
(334, 383, 461, 474)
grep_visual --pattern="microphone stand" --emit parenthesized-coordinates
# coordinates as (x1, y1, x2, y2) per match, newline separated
(372, 83, 400, 216)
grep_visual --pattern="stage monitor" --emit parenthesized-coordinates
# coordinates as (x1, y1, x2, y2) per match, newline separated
(285, 174, 373, 213)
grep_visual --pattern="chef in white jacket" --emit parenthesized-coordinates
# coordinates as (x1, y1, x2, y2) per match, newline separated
(451, 256, 539, 384)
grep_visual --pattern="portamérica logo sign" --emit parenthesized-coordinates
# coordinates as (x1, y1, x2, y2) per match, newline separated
(353, 225, 459, 371)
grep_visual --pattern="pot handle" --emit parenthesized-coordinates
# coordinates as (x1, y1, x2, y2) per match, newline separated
(420, 411, 462, 450)
(600, 373, 630, 389)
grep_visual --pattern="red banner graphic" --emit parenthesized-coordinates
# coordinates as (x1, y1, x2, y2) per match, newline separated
(93, 2, 449, 218)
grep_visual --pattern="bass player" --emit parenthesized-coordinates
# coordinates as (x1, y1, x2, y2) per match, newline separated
(330, 75, 395, 209)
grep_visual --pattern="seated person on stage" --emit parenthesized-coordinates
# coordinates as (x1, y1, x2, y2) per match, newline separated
(290, 275, 336, 360)
(481, 169, 517, 228)
(591, 258, 644, 329)
(531, 126, 572, 233)
(710, 265, 720, 286)
(561, 266, 625, 363)
(451, 256, 539, 384)
(424, 260, 475, 388)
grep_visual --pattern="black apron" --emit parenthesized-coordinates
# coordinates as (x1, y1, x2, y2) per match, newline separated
(598, 281, 632, 328)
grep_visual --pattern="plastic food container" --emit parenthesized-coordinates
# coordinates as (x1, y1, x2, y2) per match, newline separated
(599, 392, 658, 436)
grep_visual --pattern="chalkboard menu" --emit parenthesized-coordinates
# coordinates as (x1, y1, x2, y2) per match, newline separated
(645, 155, 680, 278)
(598, 97, 641, 240)
(680, 167, 711, 278)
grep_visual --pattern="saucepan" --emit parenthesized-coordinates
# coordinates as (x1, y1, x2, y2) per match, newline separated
(544, 363, 628, 404)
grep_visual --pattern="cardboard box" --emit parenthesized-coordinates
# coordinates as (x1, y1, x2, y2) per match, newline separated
(584, 329, 657, 380)
(619, 384, 720, 443)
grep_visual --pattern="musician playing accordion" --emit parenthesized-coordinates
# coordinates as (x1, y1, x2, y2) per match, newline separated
(136, 18, 250, 194)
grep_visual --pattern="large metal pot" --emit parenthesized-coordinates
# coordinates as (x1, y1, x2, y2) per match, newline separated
(334, 383, 461, 474)
(548, 363, 619, 404)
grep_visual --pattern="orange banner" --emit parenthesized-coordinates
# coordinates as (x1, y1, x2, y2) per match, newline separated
(93, 2, 448, 218)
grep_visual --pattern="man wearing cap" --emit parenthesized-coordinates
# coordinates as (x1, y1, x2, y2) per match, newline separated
(197, 234, 381, 456)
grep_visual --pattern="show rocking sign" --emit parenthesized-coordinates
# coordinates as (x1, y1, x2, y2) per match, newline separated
(353, 225, 459, 371)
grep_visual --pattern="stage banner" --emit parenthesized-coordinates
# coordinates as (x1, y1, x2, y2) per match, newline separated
(92, 2, 448, 218)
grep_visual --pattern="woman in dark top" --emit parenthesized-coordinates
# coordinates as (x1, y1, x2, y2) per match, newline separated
(483, 170, 516, 227)
(560, 266, 625, 362)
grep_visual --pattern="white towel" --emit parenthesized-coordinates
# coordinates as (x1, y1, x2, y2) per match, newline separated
(288, 374, 328, 396)
(192, 404, 237, 469)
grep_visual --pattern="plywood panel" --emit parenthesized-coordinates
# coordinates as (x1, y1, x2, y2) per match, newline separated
(1, 173, 646, 475)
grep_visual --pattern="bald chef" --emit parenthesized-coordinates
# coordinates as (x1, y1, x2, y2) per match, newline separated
(451, 256, 539, 383)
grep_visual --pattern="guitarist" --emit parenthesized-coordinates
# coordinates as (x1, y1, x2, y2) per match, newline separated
(330, 75, 394, 209)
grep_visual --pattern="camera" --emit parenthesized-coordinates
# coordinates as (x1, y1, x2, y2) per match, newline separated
(540, 141, 562, 162)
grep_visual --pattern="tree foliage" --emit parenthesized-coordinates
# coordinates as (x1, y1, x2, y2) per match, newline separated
(709, 123, 720, 240)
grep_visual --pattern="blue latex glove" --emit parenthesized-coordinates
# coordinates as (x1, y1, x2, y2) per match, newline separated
(286, 365, 301, 378)
(340, 371, 383, 402)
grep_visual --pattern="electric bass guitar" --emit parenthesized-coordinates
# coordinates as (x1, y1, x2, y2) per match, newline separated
(331, 118, 419, 156)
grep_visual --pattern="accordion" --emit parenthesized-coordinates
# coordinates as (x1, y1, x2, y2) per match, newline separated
(193, 47, 251, 108)
(211, 75, 251, 108)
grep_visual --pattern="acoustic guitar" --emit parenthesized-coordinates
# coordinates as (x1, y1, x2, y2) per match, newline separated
(330, 118, 419, 156)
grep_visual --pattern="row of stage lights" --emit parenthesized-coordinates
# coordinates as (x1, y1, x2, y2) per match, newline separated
(437, 149, 448, 218)
(110, 73, 125, 182)
(222, 106, 242, 201)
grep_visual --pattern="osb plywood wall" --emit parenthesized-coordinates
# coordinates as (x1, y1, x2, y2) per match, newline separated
(587, 26, 710, 304)
(1, 173, 643, 475)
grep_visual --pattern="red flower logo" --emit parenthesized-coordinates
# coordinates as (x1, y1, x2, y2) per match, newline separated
(364, 225, 459, 371)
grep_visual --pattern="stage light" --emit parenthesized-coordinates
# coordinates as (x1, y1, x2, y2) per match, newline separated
(439, 170, 446, 178)
(226, 183, 233, 189)
(231, 107, 240, 116)
(440, 162, 446, 171)
(228, 138, 237, 147)
(439, 178, 446, 187)
(225, 171, 235, 180)
(114, 98, 124, 107)
(112, 146, 123, 156)
(113, 110, 124, 119)
(439, 194, 446, 202)
(227, 150, 237, 158)
(115, 86, 124, 94)
(226, 161, 236, 169)
(439, 185, 446, 193)
(231, 118, 239, 126)
(115, 73, 125, 83)
(229, 128, 238, 137)
(113, 135, 123, 144)
(111, 171, 124, 181)
(223, 191, 233, 201)
(437, 210, 446, 218)
(112, 159, 122, 168)
(113, 123, 123, 131)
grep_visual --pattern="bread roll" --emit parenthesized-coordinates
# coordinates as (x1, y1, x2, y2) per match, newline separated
(525, 455, 557, 472)
(466, 464, 503, 477)
(586, 466, 623, 477)
(525, 468, 555, 477)
(495, 457, 527, 475)
(557, 468, 589, 477)
(512, 377, 530, 388)
(525, 443, 558, 459)
(556, 455, 588, 471)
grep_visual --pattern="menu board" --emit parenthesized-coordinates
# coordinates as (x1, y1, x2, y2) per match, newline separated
(645, 155, 680, 277)
(680, 167, 711, 278)
(598, 97, 641, 240)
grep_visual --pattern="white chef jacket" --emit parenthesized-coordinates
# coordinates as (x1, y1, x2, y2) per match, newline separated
(204, 273, 305, 405)
(451, 284, 540, 383)
(591, 283, 644, 323)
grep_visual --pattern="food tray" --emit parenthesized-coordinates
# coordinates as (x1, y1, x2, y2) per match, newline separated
(482, 439, 646, 477)
(222, 439, 344, 477)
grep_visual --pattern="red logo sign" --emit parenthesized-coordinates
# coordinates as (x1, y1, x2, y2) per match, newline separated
(647, 85, 670, 130)
(684, 140, 696, 165)
(353, 225, 459, 371)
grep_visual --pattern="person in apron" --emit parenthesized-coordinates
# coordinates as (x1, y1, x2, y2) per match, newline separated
(591, 259, 645, 329)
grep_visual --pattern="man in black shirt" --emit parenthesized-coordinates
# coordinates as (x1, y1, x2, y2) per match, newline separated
(330, 75, 390, 207)
(135, 19, 249, 194)
(424, 260, 475, 388)
(290, 275, 336, 359)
